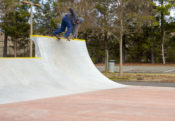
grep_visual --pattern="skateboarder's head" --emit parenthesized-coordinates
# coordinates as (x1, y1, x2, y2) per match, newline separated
(76, 17, 84, 24)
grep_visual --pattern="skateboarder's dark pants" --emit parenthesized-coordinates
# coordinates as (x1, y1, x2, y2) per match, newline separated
(53, 15, 73, 38)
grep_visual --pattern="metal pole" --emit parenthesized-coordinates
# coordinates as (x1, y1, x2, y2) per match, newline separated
(30, 2, 33, 57)
(22, 1, 41, 57)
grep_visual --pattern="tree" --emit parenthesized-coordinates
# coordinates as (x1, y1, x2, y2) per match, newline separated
(153, 0, 175, 64)
(0, 0, 17, 57)
(33, 0, 60, 35)
(0, 0, 30, 57)
(95, 0, 115, 73)
(113, 0, 153, 75)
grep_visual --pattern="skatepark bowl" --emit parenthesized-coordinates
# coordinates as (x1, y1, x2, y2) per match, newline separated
(0, 35, 175, 121)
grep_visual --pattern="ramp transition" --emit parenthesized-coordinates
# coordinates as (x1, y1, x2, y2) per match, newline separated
(0, 35, 125, 104)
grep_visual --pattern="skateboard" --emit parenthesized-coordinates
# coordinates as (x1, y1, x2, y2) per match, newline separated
(65, 37, 70, 41)
(55, 35, 61, 40)
(54, 35, 70, 41)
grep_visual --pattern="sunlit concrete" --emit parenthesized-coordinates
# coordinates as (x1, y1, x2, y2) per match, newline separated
(0, 35, 124, 104)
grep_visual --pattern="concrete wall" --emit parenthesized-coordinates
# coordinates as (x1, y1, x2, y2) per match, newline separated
(0, 32, 4, 57)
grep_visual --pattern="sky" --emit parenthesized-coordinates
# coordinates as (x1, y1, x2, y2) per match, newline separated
(170, 10, 175, 17)
(42, 0, 175, 17)
(155, 1, 175, 17)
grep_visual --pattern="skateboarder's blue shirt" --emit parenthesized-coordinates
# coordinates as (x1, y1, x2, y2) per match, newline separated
(53, 8, 84, 38)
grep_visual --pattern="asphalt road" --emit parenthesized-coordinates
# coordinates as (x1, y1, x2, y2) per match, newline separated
(116, 81, 175, 87)
(96, 65, 175, 87)
(96, 65, 175, 73)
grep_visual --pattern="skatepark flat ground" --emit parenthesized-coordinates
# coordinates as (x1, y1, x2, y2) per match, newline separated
(1, 86, 175, 121)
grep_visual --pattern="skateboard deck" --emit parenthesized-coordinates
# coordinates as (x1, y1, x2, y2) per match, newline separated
(54, 35, 70, 41)
(55, 35, 61, 40)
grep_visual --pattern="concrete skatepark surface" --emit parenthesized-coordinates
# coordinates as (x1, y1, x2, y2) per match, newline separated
(1, 35, 175, 121)
(1, 86, 175, 121)
(0, 35, 124, 104)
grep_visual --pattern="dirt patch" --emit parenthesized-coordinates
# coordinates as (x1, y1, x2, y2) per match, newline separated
(104, 73, 175, 82)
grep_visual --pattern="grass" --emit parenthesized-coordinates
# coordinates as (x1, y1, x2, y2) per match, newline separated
(103, 73, 175, 83)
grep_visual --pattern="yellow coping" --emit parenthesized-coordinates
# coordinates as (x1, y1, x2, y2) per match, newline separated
(30, 35, 85, 41)
(0, 57, 42, 59)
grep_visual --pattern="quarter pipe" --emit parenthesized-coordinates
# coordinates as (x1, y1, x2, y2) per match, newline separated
(0, 35, 124, 104)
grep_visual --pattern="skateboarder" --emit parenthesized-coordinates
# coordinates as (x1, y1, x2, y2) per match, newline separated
(52, 7, 84, 41)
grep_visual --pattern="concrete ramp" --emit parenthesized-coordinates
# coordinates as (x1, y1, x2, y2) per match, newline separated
(0, 35, 124, 104)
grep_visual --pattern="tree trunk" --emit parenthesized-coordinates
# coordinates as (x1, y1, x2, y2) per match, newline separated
(104, 32, 109, 73)
(122, 35, 126, 63)
(161, 0, 165, 64)
(14, 39, 17, 57)
(162, 31, 166, 64)
(151, 44, 155, 64)
(3, 33, 8, 57)
(119, 0, 124, 76)
(105, 49, 109, 73)
(24, 47, 25, 57)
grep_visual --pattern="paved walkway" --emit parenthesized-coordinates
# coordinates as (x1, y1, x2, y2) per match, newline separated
(96, 65, 175, 73)
(0, 86, 175, 121)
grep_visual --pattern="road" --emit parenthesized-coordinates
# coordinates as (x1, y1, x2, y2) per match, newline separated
(96, 65, 175, 73)
(116, 81, 175, 87)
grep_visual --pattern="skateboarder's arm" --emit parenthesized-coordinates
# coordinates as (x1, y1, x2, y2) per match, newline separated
(69, 8, 77, 18)
(72, 24, 78, 38)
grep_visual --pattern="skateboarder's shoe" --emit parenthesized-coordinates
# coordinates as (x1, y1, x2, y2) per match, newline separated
(55, 35, 61, 40)
(52, 33, 61, 40)
(65, 37, 70, 41)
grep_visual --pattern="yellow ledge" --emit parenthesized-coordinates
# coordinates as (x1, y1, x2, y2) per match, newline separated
(0, 57, 42, 59)
(30, 35, 85, 41)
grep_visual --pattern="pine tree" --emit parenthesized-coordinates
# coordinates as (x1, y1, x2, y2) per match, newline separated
(33, 0, 60, 35)
(0, 0, 30, 57)
(153, 0, 175, 64)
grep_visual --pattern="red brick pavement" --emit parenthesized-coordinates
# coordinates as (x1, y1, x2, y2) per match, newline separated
(0, 86, 175, 121)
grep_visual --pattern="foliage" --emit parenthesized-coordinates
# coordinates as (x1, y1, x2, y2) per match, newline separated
(33, 0, 60, 35)
(0, 0, 175, 62)
(0, 0, 30, 56)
